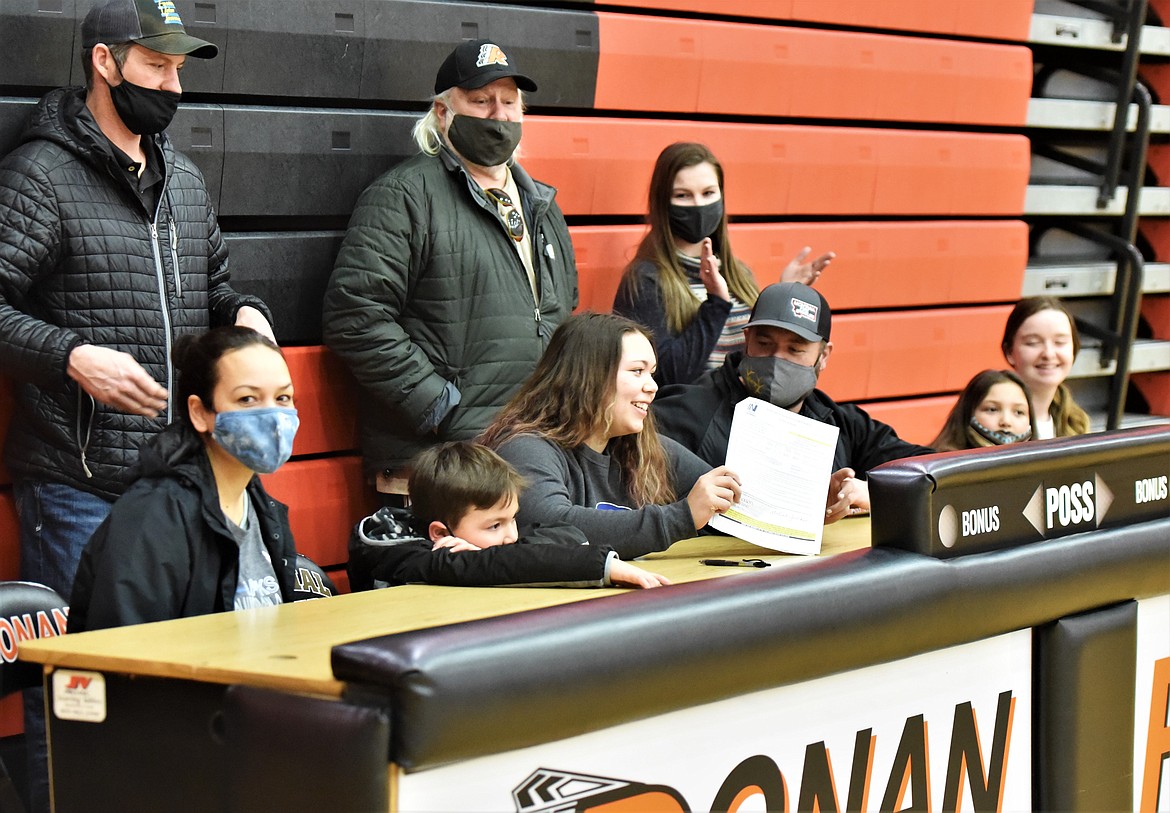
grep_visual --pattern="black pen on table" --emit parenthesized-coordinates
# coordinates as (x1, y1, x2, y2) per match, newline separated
(700, 558, 770, 568)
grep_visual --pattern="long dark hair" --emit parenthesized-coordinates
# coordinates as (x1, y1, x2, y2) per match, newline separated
(173, 326, 283, 428)
(1000, 296, 1090, 436)
(480, 312, 675, 506)
(932, 369, 1037, 451)
(623, 142, 757, 334)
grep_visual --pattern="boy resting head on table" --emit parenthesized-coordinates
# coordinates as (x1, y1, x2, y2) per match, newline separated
(348, 442, 670, 590)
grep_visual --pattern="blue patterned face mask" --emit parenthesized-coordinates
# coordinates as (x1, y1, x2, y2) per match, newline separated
(211, 407, 299, 474)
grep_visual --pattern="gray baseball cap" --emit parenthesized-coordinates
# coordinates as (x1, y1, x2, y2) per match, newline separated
(744, 282, 832, 342)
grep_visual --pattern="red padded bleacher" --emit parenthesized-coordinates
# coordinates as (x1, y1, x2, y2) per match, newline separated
(593, 0, 1033, 40)
(724, 221, 1028, 308)
(593, 14, 1031, 125)
(863, 395, 957, 448)
(1143, 295, 1170, 339)
(261, 455, 373, 571)
(569, 221, 1029, 314)
(819, 306, 1013, 402)
(522, 117, 1031, 217)
(282, 345, 359, 457)
(262, 343, 374, 575)
(791, 0, 1034, 40)
(1132, 372, 1170, 414)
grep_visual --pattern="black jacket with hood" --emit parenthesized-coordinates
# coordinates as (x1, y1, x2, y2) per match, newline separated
(653, 352, 936, 473)
(347, 506, 615, 591)
(0, 87, 270, 499)
(69, 422, 298, 632)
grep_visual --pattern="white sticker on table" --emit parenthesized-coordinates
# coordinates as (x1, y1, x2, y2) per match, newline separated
(52, 669, 107, 723)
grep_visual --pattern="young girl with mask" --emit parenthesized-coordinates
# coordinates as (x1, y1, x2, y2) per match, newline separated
(480, 312, 742, 559)
(613, 142, 834, 386)
(70, 327, 303, 632)
(1001, 296, 1091, 439)
(932, 369, 1037, 452)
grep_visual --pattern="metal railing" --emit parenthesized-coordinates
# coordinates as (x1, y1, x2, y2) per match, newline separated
(1029, 0, 1152, 429)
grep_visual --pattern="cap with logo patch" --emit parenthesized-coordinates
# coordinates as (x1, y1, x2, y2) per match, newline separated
(82, 0, 218, 59)
(744, 282, 831, 342)
(434, 39, 537, 94)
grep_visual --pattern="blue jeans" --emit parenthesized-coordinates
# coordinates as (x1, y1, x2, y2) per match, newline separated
(13, 480, 112, 813)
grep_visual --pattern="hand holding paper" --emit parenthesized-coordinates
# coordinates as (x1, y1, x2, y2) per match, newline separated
(687, 466, 743, 529)
(708, 397, 839, 555)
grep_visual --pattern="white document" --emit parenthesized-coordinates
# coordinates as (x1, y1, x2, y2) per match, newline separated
(709, 397, 840, 555)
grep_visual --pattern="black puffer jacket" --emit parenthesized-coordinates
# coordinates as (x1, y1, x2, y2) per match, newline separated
(69, 422, 299, 632)
(323, 146, 577, 476)
(0, 87, 269, 499)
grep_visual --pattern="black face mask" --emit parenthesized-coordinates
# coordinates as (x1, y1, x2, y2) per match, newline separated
(109, 77, 181, 135)
(447, 115, 522, 168)
(668, 200, 724, 244)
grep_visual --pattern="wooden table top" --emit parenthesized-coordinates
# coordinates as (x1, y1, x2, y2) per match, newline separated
(20, 518, 871, 698)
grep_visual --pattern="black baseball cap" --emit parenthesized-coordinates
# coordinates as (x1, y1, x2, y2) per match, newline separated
(434, 39, 537, 94)
(82, 0, 219, 59)
(745, 282, 832, 342)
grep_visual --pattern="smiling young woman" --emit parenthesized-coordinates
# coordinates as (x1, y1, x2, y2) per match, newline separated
(1001, 296, 1090, 438)
(480, 312, 741, 558)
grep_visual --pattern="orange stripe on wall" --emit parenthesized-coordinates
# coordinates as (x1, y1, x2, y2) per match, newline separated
(594, 14, 1031, 125)
(602, 0, 1032, 40)
(569, 221, 1028, 315)
(820, 306, 1013, 402)
(522, 117, 1030, 217)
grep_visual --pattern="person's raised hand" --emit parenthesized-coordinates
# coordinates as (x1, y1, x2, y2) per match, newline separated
(609, 559, 672, 589)
(67, 344, 168, 417)
(699, 238, 730, 302)
(687, 465, 742, 529)
(781, 246, 835, 286)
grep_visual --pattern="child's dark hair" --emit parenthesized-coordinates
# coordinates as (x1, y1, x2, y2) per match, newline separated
(173, 326, 283, 427)
(408, 442, 526, 532)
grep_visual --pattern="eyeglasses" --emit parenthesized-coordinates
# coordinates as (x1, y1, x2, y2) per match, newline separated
(485, 188, 525, 243)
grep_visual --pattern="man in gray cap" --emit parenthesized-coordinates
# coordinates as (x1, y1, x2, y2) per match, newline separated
(0, 2, 272, 806)
(653, 282, 933, 523)
(325, 39, 577, 500)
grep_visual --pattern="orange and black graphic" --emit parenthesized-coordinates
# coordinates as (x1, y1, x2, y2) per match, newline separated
(513, 768, 688, 812)
(512, 691, 1017, 812)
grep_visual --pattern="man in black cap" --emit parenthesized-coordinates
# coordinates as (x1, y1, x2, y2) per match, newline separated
(324, 39, 577, 499)
(653, 282, 933, 522)
(0, 2, 272, 806)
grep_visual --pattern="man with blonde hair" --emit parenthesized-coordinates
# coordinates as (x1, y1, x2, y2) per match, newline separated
(324, 39, 577, 500)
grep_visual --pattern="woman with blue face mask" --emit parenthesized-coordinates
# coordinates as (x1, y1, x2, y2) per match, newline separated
(69, 327, 303, 632)
(613, 142, 835, 386)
